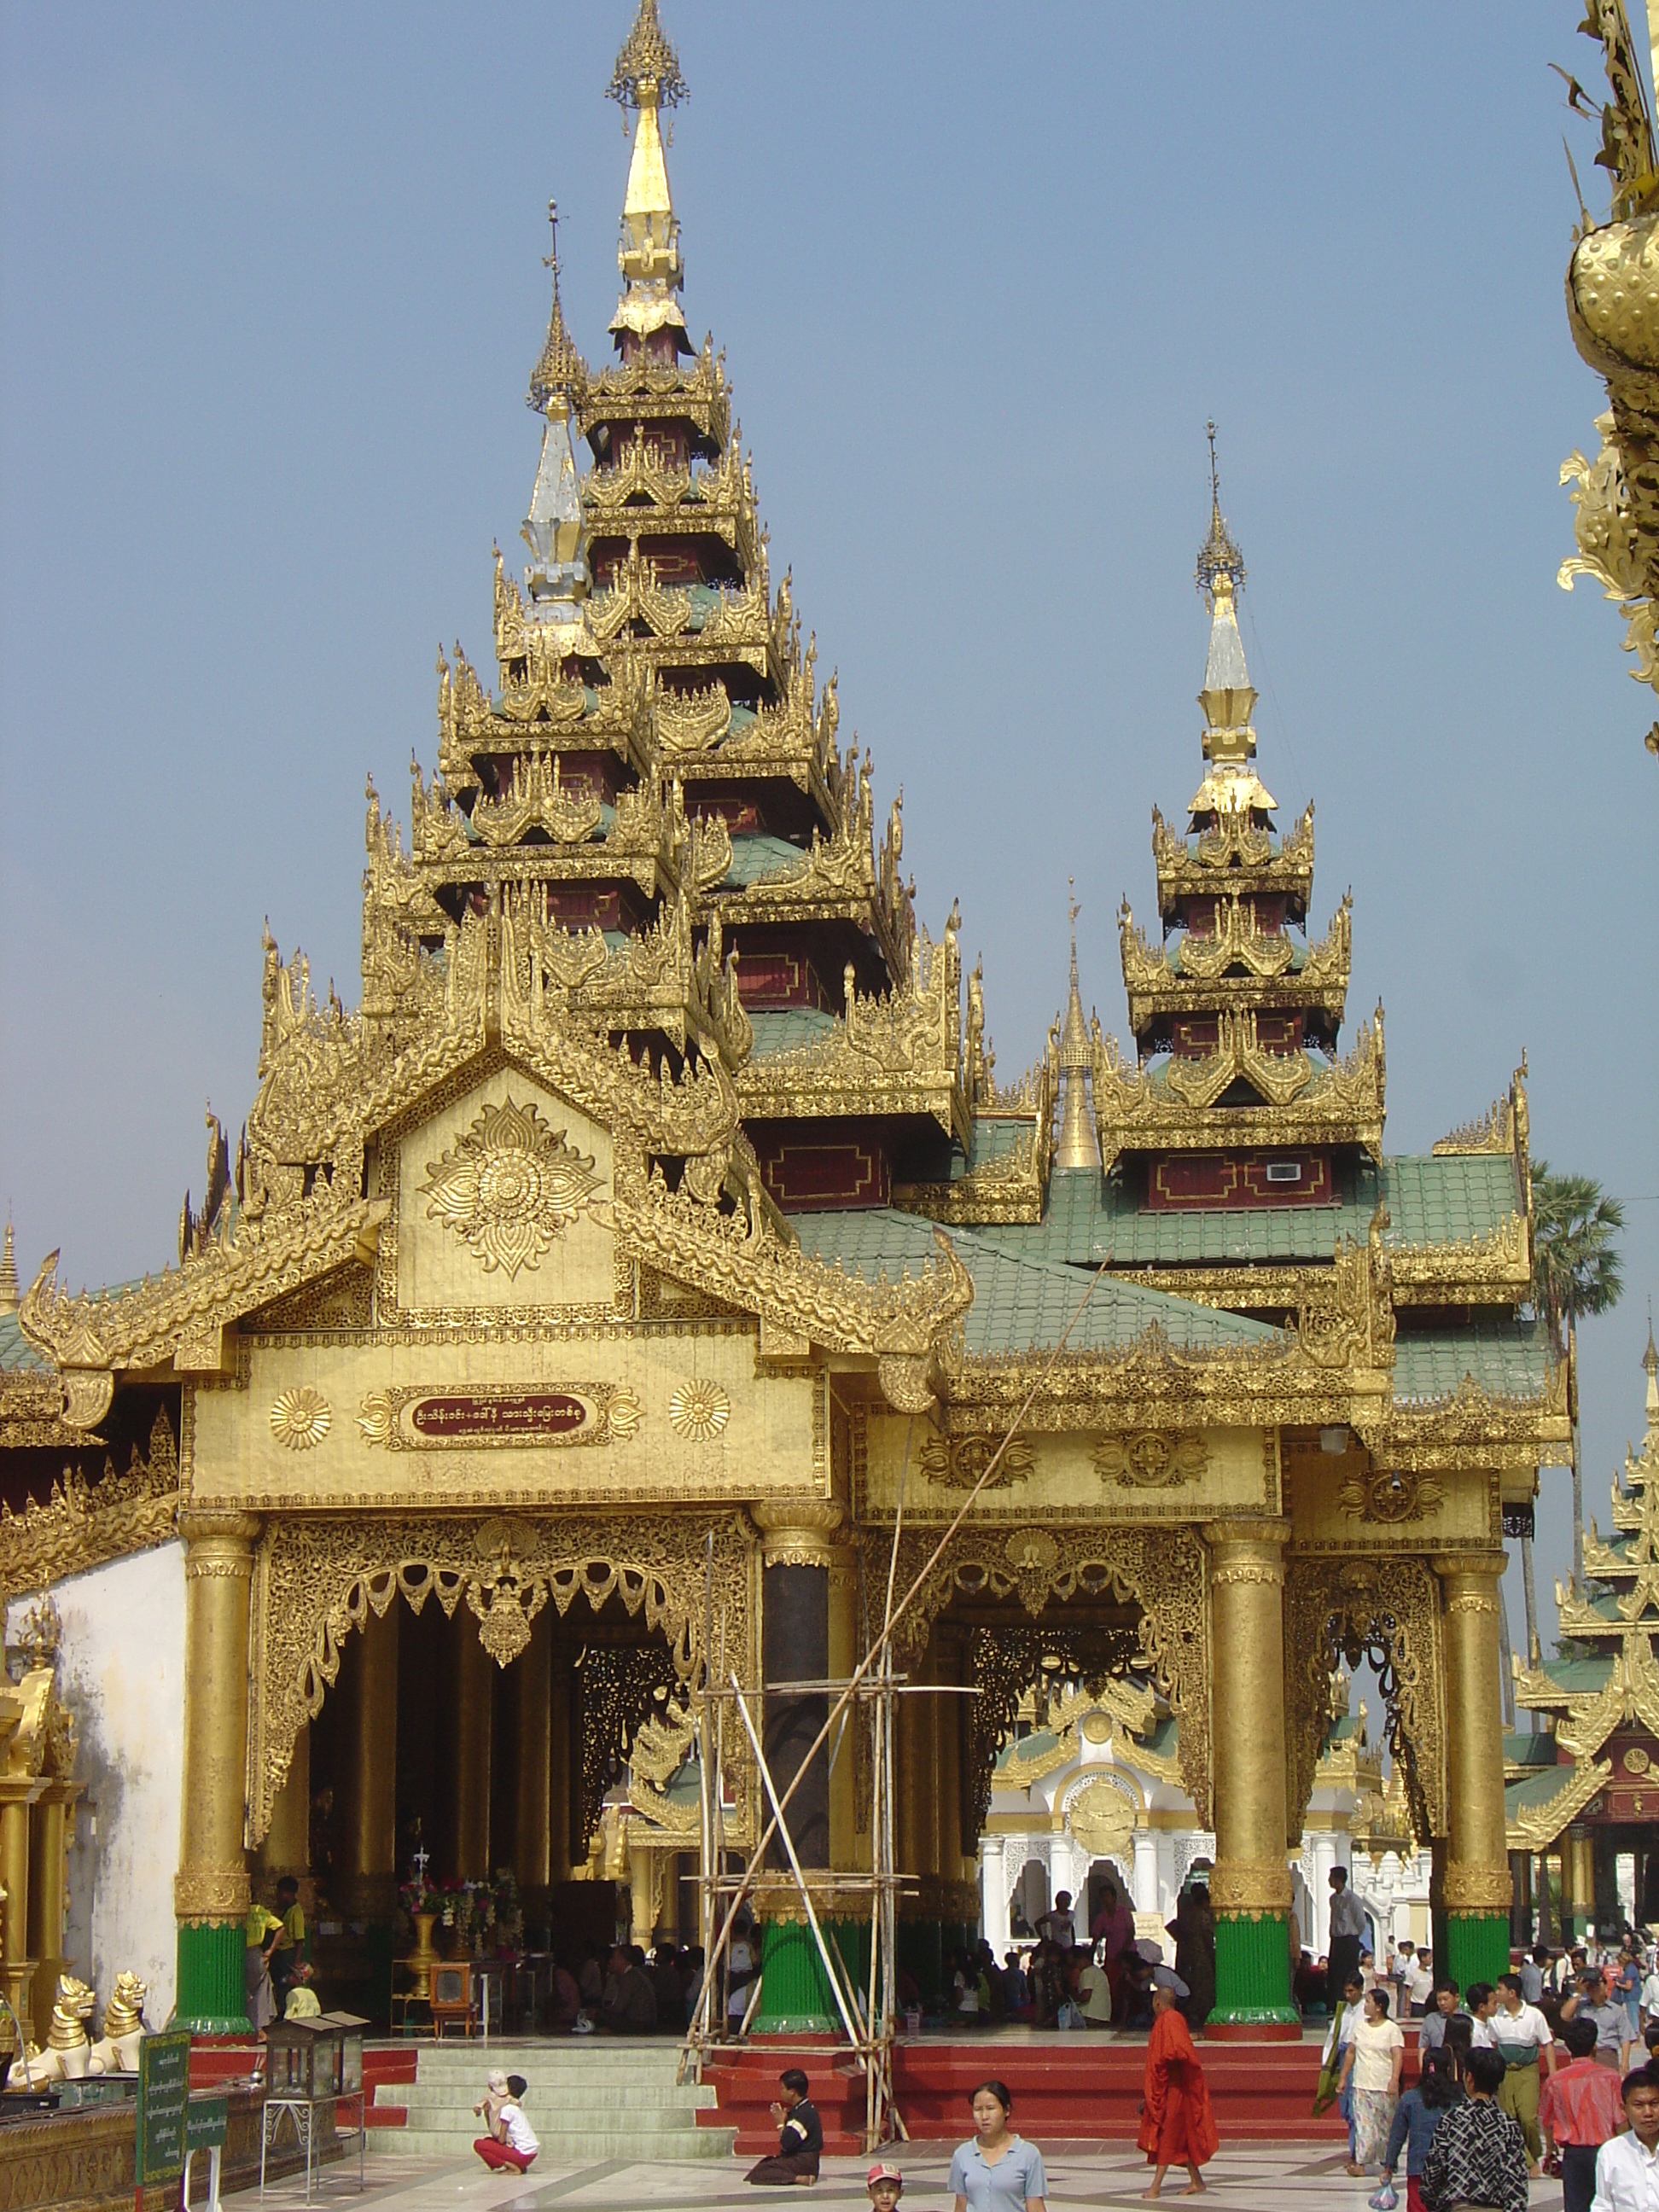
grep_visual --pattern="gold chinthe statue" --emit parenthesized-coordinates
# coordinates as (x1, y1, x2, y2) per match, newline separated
(87, 1972, 147, 2075)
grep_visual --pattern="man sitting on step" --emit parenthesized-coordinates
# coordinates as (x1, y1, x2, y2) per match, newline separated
(745, 2069, 822, 2187)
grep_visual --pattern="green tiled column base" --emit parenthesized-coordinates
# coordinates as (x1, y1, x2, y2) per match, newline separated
(173, 1920, 253, 2034)
(749, 1918, 837, 2034)
(1211, 1912, 1298, 2025)
(1445, 1911, 1511, 1992)
(896, 1918, 944, 2003)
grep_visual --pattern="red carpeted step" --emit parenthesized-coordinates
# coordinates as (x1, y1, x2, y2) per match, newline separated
(697, 2035, 1350, 2145)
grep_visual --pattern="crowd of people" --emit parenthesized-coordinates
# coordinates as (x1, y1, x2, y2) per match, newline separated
(1315, 1919, 1659, 2212)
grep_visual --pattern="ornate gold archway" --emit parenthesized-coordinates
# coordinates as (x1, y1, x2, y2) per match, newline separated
(862, 1522, 1211, 1824)
(1283, 1555, 1447, 1847)
(245, 1509, 754, 1847)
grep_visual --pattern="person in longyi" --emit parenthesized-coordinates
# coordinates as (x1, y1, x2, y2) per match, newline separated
(1137, 1965, 1218, 2198)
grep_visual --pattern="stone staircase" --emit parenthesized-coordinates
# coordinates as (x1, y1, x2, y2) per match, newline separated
(369, 2040, 736, 2163)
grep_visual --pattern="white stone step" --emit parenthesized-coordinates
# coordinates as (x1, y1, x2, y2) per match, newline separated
(370, 2126, 736, 2163)
(377, 2092, 711, 2127)
(380, 2079, 716, 2114)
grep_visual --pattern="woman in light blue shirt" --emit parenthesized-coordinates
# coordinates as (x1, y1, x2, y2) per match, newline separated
(948, 2081, 1047, 2212)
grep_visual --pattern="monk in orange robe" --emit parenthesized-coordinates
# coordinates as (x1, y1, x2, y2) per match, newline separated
(1137, 1970, 1219, 2198)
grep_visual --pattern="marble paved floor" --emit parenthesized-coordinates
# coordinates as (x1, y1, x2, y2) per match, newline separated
(255, 2145, 1568, 2211)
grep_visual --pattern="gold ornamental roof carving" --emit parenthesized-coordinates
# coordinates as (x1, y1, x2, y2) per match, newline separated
(1151, 800, 1315, 920)
(1119, 892, 1351, 1035)
(577, 338, 731, 452)
(1088, 1004, 1386, 1174)
(0, 1408, 180, 1602)
(736, 927, 968, 1145)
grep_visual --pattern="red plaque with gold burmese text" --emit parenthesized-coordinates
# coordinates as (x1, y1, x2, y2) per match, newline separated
(357, 1382, 641, 1451)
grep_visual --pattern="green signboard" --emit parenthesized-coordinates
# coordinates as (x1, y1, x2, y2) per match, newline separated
(136, 2030, 192, 2186)
(186, 2093, 228, 2154)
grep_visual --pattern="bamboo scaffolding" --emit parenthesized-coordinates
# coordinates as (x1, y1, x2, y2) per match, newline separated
(676, 1256, 1110, 2137)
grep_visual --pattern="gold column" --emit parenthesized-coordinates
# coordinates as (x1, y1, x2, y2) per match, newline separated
(515, 1610, 552, 1904)
(27, 1781, 80, 2045)
(337, 1604, 399, 1918)
(175, 1511, 260, 2030)
(1433, 1553, 1513, 1925)
(0, 1781, 39, 2035)
(255, 1724, 311, 1896)
(628, 1832, 663, 1946)
(826, 1548, 864, 1871)
(1568, 1827, 1596, 1929)
(176, 1511, 259, 1917)
(549, 1647, 572, 1883)
(1204, 1518, 1296, 2026)
(453, 1615, 492, 1880)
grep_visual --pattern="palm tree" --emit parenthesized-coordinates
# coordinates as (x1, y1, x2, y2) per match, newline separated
(1529, 1161, 1626, 1595)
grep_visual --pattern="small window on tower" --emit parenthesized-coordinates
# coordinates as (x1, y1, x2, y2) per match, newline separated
(1265, 1161, 1302, 1185)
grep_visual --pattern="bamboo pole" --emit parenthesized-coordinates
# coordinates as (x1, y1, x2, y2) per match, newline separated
(678, 1257, 1109, 2082)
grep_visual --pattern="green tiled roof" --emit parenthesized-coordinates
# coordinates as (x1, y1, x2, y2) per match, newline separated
(787, 1209, 1281, 1359)
(1144, 1716, 1179, 1760)
(932, 1150, 1522, 1272)
(1526, 1655, 1615, 1696)
(1391, 1318, 1553, 1403)
(722, 833, 806, 888)
(1382, 1153, 1522, 1246)
(1505, 1767, 1581, 1818)
(749, 1007, 838, 1056)
(1505, 1732, 1558, 1769)
(0, 1315, 47, 1374)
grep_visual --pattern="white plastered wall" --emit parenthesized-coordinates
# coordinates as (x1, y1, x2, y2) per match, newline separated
(9, 1540, 186, 2027)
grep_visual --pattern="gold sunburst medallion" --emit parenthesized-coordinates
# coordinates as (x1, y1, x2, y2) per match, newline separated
(422, 1096, 601, 1278)
(270, 1387, 332, 1451)
(667, 1378, 731, 1441)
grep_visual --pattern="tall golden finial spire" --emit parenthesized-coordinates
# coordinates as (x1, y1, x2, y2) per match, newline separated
(0, 1220, 17, 1317)
(528, 201, 589, 412)
(523, 201, 591, 609)
(1644, 1309, 1658, 1426)
(608, 0, 686, 303)
(1193, 422, 1260, 777)
(1055, 882, 1102, 1172)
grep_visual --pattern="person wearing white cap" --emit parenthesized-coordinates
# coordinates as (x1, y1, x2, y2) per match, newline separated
(1137, 1970, 1218, 2199)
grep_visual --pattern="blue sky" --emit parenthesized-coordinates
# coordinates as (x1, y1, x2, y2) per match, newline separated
(3, 3, 1656, 1671)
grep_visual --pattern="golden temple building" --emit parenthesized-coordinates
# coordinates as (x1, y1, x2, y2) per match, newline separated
(0, 0, 1572, 2041)
(1509, 1330, 1659, 1935)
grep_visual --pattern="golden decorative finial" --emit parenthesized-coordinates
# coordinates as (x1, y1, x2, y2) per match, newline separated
(1055, 882, 1101, 1171)
(1193, 428, 1258, 772)
(608, 0, 687, 114)
(0, 1219, 17, 1317)
(1644, 1307, 1658, 1423)
(1195, 420, 1246, 608)
(608, 0, 685, 301)
(528, 200, 590, 412)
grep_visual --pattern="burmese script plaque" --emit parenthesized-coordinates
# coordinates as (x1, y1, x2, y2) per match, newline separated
(358, 1382, 642, 1450)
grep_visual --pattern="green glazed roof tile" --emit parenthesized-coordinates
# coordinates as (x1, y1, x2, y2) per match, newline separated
(0, 1315, 48, 1374)
(748, 1007, 838, 1055)
(786, 1209, 1280, 1358)
(1391, 1318, 1553, 1402)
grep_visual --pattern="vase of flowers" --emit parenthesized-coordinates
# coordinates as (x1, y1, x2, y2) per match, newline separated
(400, 1874, 441, 2001)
